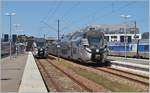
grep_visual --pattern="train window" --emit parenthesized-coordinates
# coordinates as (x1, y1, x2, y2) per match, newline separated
(62, 49, 67, 54)
(76, 40, 81, 46)
(73, 48, 76, 54)
(88, 37, 103, 47)
(111, 36, 117, 38)
(62, 35, 72, 41)
(36, 42, 45, 47)
(144, 45, 149, 51)
(71, 32, 83, 40)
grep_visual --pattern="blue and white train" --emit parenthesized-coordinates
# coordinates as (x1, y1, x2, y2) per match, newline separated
(108, 39, 149, 59)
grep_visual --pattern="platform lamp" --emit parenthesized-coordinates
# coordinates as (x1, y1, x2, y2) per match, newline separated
(5, 12, 16, 59)
(120, 14, 131, 59)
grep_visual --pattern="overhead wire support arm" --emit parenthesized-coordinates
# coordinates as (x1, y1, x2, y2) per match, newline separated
(41, 21, 57, 31)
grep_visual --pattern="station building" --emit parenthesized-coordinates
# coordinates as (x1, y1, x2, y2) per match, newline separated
(45, 37, 57, 45)
(83, 24, 141, 42)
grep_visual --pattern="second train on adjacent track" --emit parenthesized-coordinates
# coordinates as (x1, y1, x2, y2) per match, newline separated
(48, 29, 109, 64)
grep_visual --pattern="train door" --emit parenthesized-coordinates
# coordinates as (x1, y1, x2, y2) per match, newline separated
(70, 42, 73, 59)
(72, 42, 78, 60)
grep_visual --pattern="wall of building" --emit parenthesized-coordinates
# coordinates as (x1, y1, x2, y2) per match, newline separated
(104, 34, 141, 42)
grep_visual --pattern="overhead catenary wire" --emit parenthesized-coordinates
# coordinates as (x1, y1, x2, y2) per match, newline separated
(60, 1, 80, 20)
(94, 1, 137, 23)
(40, 0, 57, 23)
(41, 21, 57, 31)
(40, 1, 114, 37)
(46, 0, 62, 22)
(40, 0, 62, 27)
(62, 1, 137, 32)
(39, 0, 60, 36)
(39, 0, 63, 38)
(39, 1, 138, 38)
(84, 1, 137, 26)
(56, 2, 115, 33)
(59, 2, 113, 33)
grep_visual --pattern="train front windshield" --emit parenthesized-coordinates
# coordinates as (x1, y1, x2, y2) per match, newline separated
(36, 42, 45, 48)
(88, 37, 104, 48)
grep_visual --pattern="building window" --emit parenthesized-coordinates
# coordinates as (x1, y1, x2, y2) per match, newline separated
(134, 35, 139, 39)
(120, 36, 124, 42)
(128, 36, 132, 43)
(105, 28, 109, 31)
(104, 36, 109, 41)
(111, 36, 117, 38)
(120, 28, 124, 34)
(89, 27, 95, 30)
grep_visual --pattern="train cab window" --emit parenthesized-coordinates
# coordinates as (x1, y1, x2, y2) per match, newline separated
(71, 32, 83, 40)
(76, 40, 81, 47)
(88, 37, 103, 47)
(36, 42, 45, 47)
(62, 49, 67, 54)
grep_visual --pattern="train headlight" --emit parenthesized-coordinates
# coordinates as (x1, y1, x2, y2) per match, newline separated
(96, 49, 99, 52)
(35, 48, 38, 51)
(45, 48, 48, 51)
(85, 47, 91, 53)
(36, 51, 38, 54)
(40, 48, 43, 51)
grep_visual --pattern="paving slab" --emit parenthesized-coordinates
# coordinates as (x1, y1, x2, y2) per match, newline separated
(108, 56, 149, 65)
(0, 53, 28, 92)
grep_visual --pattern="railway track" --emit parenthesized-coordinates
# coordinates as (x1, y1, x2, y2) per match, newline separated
(35, 58, 108, 92)
(46, 59, 92, 92)
(46, 59, 108, 92)
(48, 55, 149, 87)
(95, 67, 149, 86)
(35, 59, 61, 92)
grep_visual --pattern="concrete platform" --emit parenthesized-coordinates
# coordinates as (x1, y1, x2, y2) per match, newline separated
(1, 53, 28, 92)
(111, 65, 149, 77)
(19, 52, 47, 92)
(1, 52, 47, 92)
(108, 56, 149, 65)
(108, 56, 149, 76)
(111, 61, 149, 70)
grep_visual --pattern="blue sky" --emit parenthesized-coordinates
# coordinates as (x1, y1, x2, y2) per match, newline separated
(1, 0, 149, 38)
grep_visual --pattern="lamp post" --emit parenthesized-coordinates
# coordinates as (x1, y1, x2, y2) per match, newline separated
(57, 19, 60, 62)
(120, 15, 131, 59)
(13, 24, 21, 56)
(5, 12, 16, 59)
